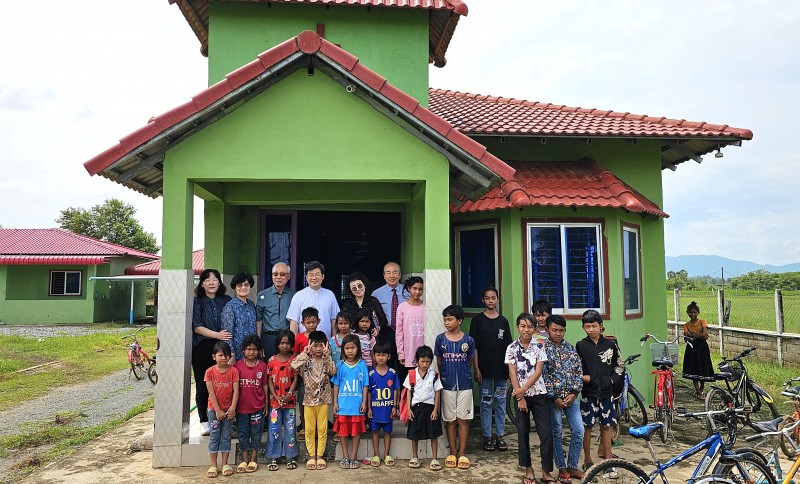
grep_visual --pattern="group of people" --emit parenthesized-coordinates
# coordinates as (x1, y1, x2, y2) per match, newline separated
(190, 258, 712, 483)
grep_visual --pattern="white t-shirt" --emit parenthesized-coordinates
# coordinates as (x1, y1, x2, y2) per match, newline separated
(286, 286, 340, 337)
(404, 368, 443, 405)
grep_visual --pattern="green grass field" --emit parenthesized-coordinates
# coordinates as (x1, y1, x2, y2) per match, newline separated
(666, 289, 800, 333)
(0, 325, 157, 411)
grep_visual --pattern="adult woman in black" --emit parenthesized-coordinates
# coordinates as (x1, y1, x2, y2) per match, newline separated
(191, 268, 232, 436)
(341, 272, 397, 369)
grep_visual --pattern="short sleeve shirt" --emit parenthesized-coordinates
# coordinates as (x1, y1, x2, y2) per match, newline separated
(369, 368, 399, 423)
(331, 360, 370, 416)
(469, 313, 511, 379)
(434, 332, 475, 391)
(234, 359, 267, 414)
(267, 356, 296, 409)
(404, 368, 443, 405)
(505, 338, 548, 397)
(204, 365, 240, 411)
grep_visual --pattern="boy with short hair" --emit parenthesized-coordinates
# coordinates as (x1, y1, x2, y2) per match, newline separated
(532, 299, 552, 345)
(290, 330, 337, 470)
(576, 310, 623, 472)
(543, 315, 585, 481)
(435, 304, 476, 470)
(294, 307, 320, 354)
(366, 342, 399, 466)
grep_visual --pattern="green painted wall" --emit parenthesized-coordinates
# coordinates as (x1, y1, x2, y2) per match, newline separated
(162, 70, 452, 273)
(207, 2, 430, 106)
(455, 137, 667, 397)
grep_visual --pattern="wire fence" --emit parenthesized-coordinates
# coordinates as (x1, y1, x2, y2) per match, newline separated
(667, 289, 800, 334)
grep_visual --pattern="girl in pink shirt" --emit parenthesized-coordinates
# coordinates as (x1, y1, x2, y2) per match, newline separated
(396, 276, 425, 372)
(234, 335, 268, 473)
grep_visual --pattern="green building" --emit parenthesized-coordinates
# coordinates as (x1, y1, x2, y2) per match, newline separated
(82, 0, 751, 466)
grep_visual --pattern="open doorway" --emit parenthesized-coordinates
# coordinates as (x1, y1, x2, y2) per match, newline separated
(261, 210, 402, 302)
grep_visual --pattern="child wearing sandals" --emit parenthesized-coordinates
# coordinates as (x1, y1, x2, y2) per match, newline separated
(234, 335, 268, 474)
(366, 342, 399, 467)
(290, 330, 337, 471)
(405, 345, 443, 470)
(332, 334, 370, 469)
(266, 330, 299, 471)
(204, 341, 240, 478)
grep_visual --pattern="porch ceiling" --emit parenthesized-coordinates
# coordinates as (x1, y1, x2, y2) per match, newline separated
(83, 31, 514, 203)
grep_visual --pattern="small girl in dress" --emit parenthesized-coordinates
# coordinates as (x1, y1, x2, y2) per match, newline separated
(354, 309, 377, 369)
(332, 334, 370, 469)
(330, 311, 353, 364)
(682, 301, 715, 399)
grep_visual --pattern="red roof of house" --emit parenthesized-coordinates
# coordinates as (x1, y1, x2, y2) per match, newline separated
(125, 249, 204, 276)
(429, 89, 753, 139)
(451, 160, 669, 218)
(0, 229, 159, 260)
(168, 0, 467, 66)
(84, 30, 513, 199)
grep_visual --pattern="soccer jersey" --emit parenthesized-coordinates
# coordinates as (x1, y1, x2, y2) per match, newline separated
(434, 332, 475, 391)
(234, 358, 268, 414)
(331, 359, 370, 416)
(369, 367, 399, 423)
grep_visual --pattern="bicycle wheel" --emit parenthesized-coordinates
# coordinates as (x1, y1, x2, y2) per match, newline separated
(612, 398, 622, 441)
(616, 387, 648, 440)
(583, 458, 648, 484)
(653, 406, 666, 443)
(711, 454, 776, 484)
(147, 362, 158, 385)
(746, 384, 779, 431)
(130, 353, 144, 380)
(705, 387, 738, 446)
(779, 415, 800, 459)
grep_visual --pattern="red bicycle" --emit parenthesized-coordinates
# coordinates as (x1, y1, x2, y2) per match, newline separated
(123, 326, 155, 383)
(640, 333, 686, 443)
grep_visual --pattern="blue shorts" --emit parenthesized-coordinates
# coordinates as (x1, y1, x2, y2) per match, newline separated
(370, 420, 393, 433)
(580, 395, 617, 427)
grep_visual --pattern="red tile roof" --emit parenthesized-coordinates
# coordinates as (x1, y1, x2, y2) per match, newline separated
(429, 89, 753, 140)
(451, 160, 668, 218)
(125, 249, 204, 276)
(168, 0, 467, 66)
(0, 256, 110, 266)
(84, 30, 513, 198)
(0, 229, 159, 260)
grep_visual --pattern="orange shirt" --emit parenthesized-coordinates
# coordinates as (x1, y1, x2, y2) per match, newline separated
(683, 319, 708, 335)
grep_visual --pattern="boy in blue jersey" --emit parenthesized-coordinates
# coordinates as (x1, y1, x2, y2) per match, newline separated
(366, 342, 399, 466)
(435, 304, 476, 470)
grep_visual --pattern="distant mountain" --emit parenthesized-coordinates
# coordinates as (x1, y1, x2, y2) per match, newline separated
(666, 255, 800, 278)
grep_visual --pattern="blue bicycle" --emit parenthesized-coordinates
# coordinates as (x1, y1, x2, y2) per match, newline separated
(613, 353, 648, 441)
(583, 407, 776, 484)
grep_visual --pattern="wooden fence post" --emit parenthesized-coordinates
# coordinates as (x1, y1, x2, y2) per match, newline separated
(674, 289, 681, 323)
(717, 289, 725, 356)
(776, 289, 784, 366)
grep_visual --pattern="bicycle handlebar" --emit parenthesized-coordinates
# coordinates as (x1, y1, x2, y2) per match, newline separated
(723, 347, 756, 362)
(783, 376, 800, 386)
(623, 354, 641, 365)
(122, 325, 152, 340)
(639, 333, 693, 349)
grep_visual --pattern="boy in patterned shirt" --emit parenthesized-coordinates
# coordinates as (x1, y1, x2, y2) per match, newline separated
(543, 315, 585, 481)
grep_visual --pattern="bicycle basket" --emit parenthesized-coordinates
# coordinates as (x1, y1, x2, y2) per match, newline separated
(650, 342, 679, 365)
(718, 360, 743, 381)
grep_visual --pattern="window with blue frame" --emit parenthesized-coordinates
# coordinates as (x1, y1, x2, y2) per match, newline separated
(527, 222, 605, 314)
(455, 224, 498, 310)
(623, 224, 642, 315)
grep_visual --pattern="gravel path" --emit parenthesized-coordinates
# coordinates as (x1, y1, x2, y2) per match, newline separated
(0, 324, 134, 338)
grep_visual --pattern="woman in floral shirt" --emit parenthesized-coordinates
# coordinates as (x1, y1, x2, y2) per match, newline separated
(506, 313, 553, 484)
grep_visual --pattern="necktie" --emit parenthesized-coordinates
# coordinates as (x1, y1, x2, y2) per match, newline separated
(391, 288, 399, 331)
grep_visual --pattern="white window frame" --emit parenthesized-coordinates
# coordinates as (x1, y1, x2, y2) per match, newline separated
(526, 222, 606, 315)
(454, 223, 499, 311)
(50, 270, 82, 296)
(622, 224, 643, 317)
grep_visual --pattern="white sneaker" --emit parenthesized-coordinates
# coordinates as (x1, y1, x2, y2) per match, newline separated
(200, 421, 211, 436)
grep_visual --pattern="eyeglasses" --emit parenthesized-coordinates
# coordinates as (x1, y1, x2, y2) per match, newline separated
(350, 283, 365, 291)
(237, 282, 251, 288)
(272, 272, 289, 277)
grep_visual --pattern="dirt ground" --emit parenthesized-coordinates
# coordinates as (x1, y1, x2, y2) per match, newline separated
(22, 382, 722, 484)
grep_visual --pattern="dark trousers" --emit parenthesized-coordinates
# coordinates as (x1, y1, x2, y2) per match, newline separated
(261, 332, 279, 363)
(191, 338, 218, 423)
(517, 394, 554, 472)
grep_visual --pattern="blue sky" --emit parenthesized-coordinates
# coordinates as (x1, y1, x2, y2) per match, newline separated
(1, 1, 797, 265)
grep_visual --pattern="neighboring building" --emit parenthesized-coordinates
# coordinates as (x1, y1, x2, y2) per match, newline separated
(81, 0, 752, 466)
(125, 249, 205, 276)
(0, 229, 158, 324)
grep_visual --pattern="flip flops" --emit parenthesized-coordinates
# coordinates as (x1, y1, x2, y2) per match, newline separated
(306, 459, 317, 470)
(369, 456, 381, 467)
(409, 457, 421, 468)
(445, 455, 457, 468)
(267, 460, 279, 471)
(340, 458, 350, 469)
(430, 459, 442, 471)
(286, 460, 297, 470)
(221, 465, 234, 476)
(246, 461, 258, 472)
(497, 439, 509, 451)
(206, 466, 218, 478)
(483, 437, 496, 451)
(384, 455, 395, 467)
(236, 462, 248, 473)
(316, 458, 327, 470)
(457, 456, 471, 469)
(558, 469, 572, 483)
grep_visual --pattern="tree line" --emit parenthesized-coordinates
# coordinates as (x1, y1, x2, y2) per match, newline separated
(666, 269, 800, 291)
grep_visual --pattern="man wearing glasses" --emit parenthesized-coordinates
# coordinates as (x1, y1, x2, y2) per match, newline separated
(256, 262, 296, 362)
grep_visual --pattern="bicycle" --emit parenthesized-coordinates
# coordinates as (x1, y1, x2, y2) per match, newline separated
(613, 353, 648, 441)
(704, 347, 779, 442)
(123, 326, 155, 382)
(147, 337, 159, 385)
(640, 333, 684, 444)
(583, 407, 776, 484)
(778, 377, 800, 459)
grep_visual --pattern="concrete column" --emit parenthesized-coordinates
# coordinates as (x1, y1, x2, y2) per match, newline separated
(152, 269, 194, 467)
(423, 268, 451, 349)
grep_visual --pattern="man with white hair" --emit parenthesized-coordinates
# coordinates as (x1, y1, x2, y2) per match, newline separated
(256, 262, 295, 362)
